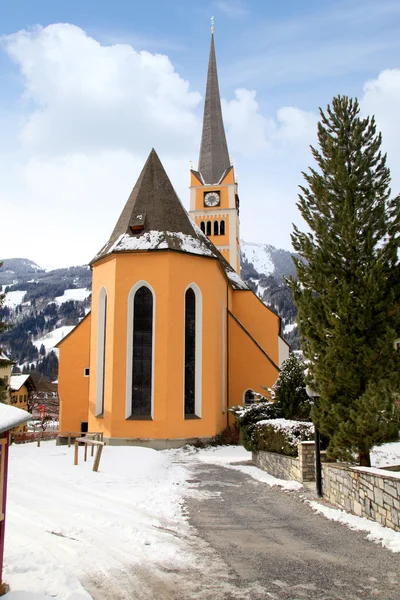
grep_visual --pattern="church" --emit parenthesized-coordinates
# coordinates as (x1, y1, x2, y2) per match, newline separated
(57, 31, 289, 447)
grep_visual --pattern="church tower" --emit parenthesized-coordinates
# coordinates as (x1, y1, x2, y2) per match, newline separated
(189, 28, 241, 274)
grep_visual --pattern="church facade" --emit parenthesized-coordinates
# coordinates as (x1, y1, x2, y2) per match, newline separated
(57, 32, 289, 447)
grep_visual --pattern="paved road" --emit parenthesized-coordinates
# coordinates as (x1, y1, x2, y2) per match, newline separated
(186, 461, 400, 600)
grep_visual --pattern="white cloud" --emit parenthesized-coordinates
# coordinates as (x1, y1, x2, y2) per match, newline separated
(361, 68, 400, 194)
(1, 23, 400, 267)
(4, 23, 201, 157)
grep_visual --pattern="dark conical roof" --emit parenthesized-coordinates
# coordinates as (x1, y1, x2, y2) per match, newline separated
(92, 149, 217, 264)
(198, 33, 231, 185)
(90, 149, 248, 290)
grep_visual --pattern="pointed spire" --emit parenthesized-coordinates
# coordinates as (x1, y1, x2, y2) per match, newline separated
(198, 31, 230, 185)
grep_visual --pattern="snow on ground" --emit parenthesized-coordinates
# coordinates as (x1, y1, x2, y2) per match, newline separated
(55, 289, 91, 305)
(33, 326, 75, 352)
(194, 446, 303, 491)
(307, 501, 400, 553)
(4, 443, 192, 599)
(371, 441, 400, 468)
(4, 291, 26, 308)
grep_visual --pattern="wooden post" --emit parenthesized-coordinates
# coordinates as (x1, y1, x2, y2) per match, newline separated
(37, 432, 41, 448)
(91, 444, 94, 457)
(84, 443, 88, 462)
(74, 440, 79, 466)
(93, 445, 103, 472)
(68, 434, 71, 448)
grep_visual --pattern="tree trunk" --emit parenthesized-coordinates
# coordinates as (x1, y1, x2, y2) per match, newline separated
(358, 449, 371, 467)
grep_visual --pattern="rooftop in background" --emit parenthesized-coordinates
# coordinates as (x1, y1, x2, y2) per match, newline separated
(0, 403, 32, 434)
(10, 374, 36, 393)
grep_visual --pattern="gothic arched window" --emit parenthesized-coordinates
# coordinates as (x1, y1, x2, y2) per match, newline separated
(244, 389, 256, 406)
(95, 287, 107, 417)
(129, 285, 154, 418)
(184, 285, 202, 418)
(200, 221, 205, 234)
(214, 221, 219, 236)
(206, 221, 212, 236)
(220, 220, 225, 235)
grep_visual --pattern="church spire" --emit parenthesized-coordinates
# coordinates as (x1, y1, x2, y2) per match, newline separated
(198, 26, 230, 185)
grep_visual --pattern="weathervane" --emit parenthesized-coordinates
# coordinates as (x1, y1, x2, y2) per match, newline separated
(211, 16, 215, 33)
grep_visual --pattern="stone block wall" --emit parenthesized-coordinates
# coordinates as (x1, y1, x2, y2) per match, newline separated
(252, 442, 317, 483)
(322, 463, 400, 531)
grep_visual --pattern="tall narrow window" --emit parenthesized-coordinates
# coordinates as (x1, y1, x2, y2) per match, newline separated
(184, 284, 202, 418)
(206, 221, 212, 236)
(95, 287, 107, 417)
(220, 220, 225, 235)
(131, 286, 153, 417)
(184, 288, 196, 416)
(213, 221, 219, 236)
(200, 221, 205, 233)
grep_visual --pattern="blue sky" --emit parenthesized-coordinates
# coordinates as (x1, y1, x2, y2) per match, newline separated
(1, 0, 400, 266)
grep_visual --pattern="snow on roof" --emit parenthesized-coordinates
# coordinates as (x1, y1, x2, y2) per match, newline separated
(102, 230, 215, 258)
(0, 350, 11, 362)
(226, 269, 248, 290)
(0, 403, 31, 434)
(10, 374, 31, 391)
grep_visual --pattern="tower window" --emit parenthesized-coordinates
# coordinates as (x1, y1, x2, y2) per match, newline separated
(213, 221, 219, 236)
(131, 286, 153, 417)
(206, 221, 212, 236)
(200, 221, 205, 234)
(220, 220, 225, 235)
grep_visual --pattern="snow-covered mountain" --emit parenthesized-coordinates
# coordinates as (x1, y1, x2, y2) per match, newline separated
(240, 240, 298, 279)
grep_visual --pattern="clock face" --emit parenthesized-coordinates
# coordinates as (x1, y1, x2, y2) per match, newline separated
(204, 191, 220, 207)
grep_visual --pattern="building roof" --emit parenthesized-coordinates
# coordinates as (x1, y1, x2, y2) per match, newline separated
(10, 374, 36, 393)
(0, 350, 12, 364)
(0, 403, 32, 434)
(90, 149, 248, 292)
(198, 33, 231, 185)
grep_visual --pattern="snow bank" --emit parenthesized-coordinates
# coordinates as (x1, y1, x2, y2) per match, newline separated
(4, 443, 190, 599)
(307, 501, 400, 553)
(371, 441, 400, 468)
(194, 446, 303, 491)
(55, 289, 91, 305)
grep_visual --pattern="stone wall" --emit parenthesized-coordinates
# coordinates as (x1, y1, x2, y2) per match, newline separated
(252, 441, 316, 482)
(322, 463, 400, 532)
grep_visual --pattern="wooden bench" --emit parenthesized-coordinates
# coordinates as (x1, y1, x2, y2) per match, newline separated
(74, 437, 105, 472)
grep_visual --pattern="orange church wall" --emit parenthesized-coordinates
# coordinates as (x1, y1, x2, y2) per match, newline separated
(58, 313, 91, 433)
(88, 251, 228, 441)
(220, 169, 235, 185)
(227, 314, 279, 421)
(231, 291, 280, 366)
(88, 257, 117, 438)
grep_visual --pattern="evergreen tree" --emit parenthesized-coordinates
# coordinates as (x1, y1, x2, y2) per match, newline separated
(266, 354, 311, 420)
(289, 96, 400, 466)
